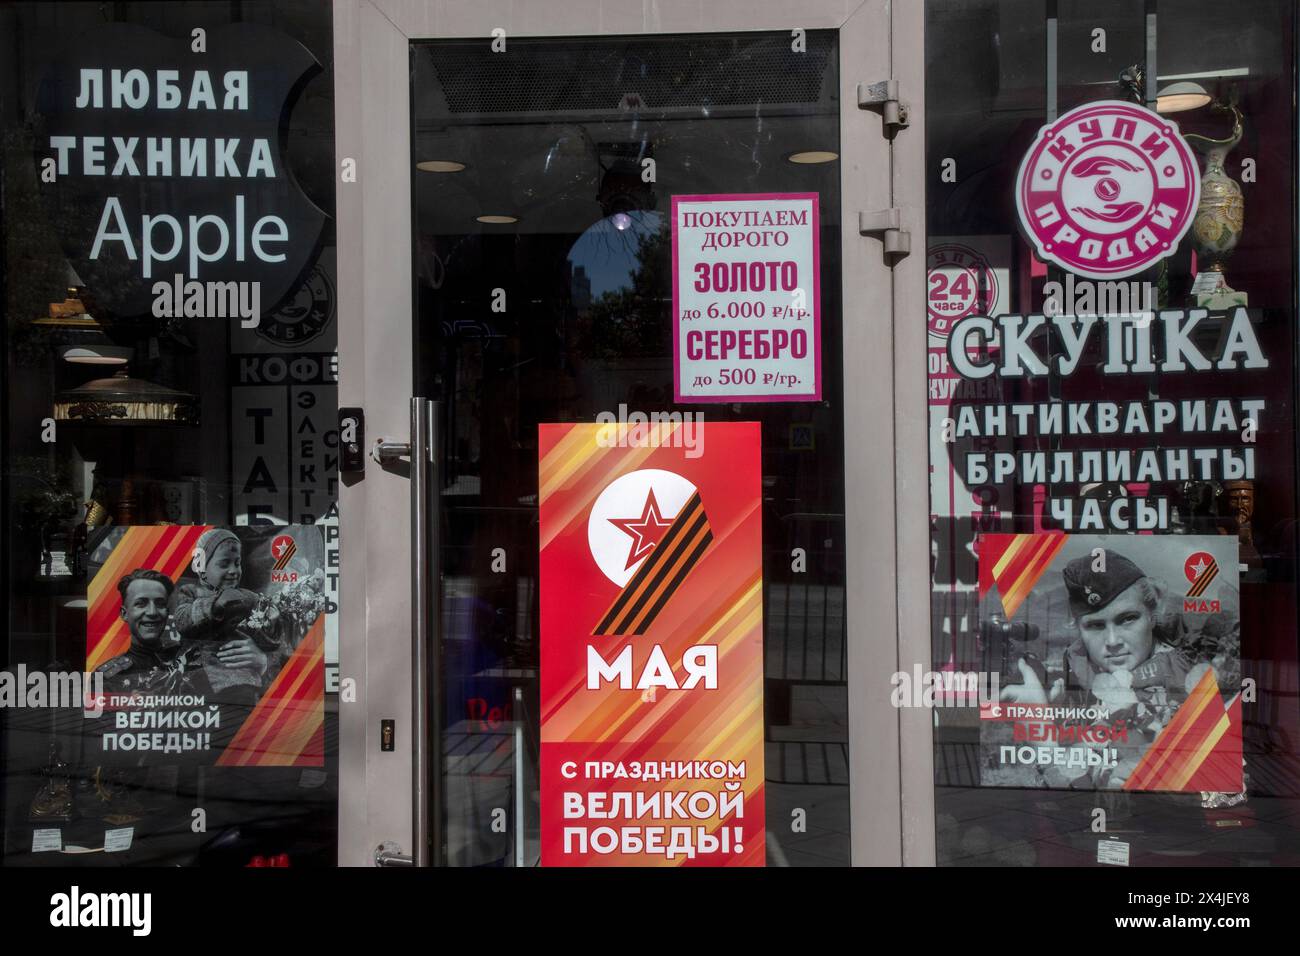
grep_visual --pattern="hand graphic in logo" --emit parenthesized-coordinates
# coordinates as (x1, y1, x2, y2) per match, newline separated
(1069, 156, 1145, 224)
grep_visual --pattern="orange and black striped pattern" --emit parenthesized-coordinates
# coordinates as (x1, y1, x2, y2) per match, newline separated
(273, 537, 298, 571)
(1186, 557, 1219, 598)
(594, 493, 712, 636)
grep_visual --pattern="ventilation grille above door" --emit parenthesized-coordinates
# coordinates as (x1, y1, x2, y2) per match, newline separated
(420, 32, 837, 117)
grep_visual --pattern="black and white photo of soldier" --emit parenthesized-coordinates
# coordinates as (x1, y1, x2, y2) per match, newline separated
(1001, 549, 1193, 708)
(980, 535, 1241, 790)
(87, 526, 328, 767)
(87, 525, 328, 714)
(95, 568, 213, 699)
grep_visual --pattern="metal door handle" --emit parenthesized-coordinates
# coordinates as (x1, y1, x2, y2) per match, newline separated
(410, 397, 439, 866)
(374, 398, 440, 866)
(374, 842, 413, 867)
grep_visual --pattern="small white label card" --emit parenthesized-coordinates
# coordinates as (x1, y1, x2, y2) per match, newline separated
(104, 827, 135, 853)
(32, 828, 63, 853)
(1096, 838, 1131, 867)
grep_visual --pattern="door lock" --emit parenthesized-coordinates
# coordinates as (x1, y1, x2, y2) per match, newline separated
(340, 407, 366, 474)
(371, 438, 411, 465)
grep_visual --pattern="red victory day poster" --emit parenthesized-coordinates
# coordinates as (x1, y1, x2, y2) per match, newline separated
(539, 421, 764, 866)
(86, 525, 326, 767)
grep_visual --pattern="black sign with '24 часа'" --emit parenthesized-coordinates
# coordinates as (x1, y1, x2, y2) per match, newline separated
(34, 22, 327, 319)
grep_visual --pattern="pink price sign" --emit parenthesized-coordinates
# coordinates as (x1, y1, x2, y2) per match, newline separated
(672, 193, 821, 403)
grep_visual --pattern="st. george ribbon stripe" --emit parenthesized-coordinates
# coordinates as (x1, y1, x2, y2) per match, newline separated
(620, 514, 713, 634)
(274, 539, 297, 570)
(1192, 565, 1216, 596)
(595, 496, 706, 635)
(1189, 561, 1218, 597)
(594, 493, 709, 635)
(632, 524, 714, 635)
(593, 497, 695, 635)
(608, 494, 702, 618)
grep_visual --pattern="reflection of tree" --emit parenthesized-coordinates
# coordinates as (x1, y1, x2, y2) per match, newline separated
(577, 220, 672, 360)
(11, 455, 78, 570)
(5, 128, 75, 367)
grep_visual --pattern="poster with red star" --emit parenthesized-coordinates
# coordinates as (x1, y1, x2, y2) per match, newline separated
(538, 421, 764, 865)
(84, 525, 327, 767)
(977, 533, 1243, 794)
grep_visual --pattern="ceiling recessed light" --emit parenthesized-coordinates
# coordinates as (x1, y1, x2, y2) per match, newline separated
(787, 150, 839, 165)
(417, 160, 467, 173)
(476, 214, 519, 224)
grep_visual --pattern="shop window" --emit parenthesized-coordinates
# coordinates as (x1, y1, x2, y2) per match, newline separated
(926, 0, 1300, 866)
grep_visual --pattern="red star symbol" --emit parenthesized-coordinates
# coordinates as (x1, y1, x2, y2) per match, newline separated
(608, 489, 674, 571)
(274, 541, 290, 558)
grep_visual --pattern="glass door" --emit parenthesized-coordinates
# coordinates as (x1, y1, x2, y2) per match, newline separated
(411, 30, 852, 866)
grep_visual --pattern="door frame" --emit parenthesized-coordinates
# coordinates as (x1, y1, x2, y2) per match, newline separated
(332, 0, 932, 867)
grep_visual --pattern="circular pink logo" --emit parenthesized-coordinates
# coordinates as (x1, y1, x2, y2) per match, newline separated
(1016, 100, 1200, 279)
(926, 243, 999, 339)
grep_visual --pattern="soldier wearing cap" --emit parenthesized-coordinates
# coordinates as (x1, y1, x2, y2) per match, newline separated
(95, 568, 212, 698)
(1002, 549, 1189, 706)
(1001, 548, 1194, 788)
(1060, 549, 1191, 699)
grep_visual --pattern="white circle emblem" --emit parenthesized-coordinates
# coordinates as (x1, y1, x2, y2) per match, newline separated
(587, 469, 697, 587)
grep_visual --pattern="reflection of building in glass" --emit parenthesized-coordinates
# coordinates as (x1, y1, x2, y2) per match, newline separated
(571, 265, 591, 310)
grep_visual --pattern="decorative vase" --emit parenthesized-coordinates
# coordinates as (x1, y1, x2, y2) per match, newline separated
(1187, 106, 1246, 308)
